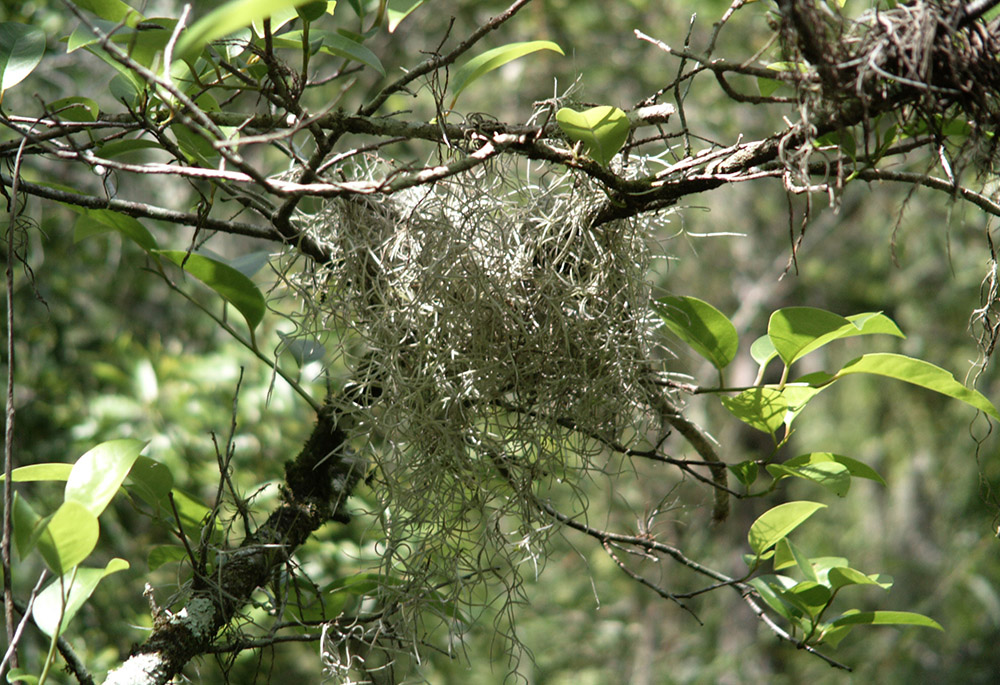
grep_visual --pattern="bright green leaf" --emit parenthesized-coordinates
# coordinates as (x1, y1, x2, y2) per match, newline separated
(0, 23, 45, 94)
(782, 580, 831, 618)
(828, 567, 894, 591)
(830, 610, 943, 631)
(784, 452, 886, 486)
(556, 105, 630, 167)
(779, 383, 825, 428)
(452, 41, 564, 104)
(773, 537, 818, 582)
(769, 308, 905, 367)
(750, 334, 778, 369)
(73, 0, 144, 24)
(721, 387, 787, 435)
(273, 29, 385, 75)
(65, 439, 146, 517)
(767, 461, 851, 497)
(33, 559, 129, 637)
(836, 353, 1000, 419)
(36, 501, 100, 574)
(387, 0, 425, 32)
(155, 250, 267, 331)
(2, 463, 73, 483)
(175, 0, 319, 63)
(748, 501, 827, 555)
(653, 296, 738, 370)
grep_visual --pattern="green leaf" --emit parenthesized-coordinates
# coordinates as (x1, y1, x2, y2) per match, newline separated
(773, 537, 818, 581)
(273, 29, 384, 75)
(33, 559, 129, 637)
(779, 383, 825, 428)
(65, 439, 146, 517)
(97, 138, 162, 158)
(729, 460, 758, 487)
(720, 387, 787, 435)
(49, 96, 100, 122)
(452, 41, 564, 104)
(6, 667, 38, 684)
(782, 580, 831, 618)
(175, 0, 319, 63)
(836, 353, 1000, 419)
(748, 501, 827, 555)
(748, 575, 798, 620)
(12, 492, 41, 559)
(2, 463, 73, 482)
(156, 250, 266, 331)
(827, 567, 894, 591)
(387, 0, 425, 32)
(767, 461, 852, 497)
(556, 105, 630, 167)
(653, 296, 738, 370)
(830, 610, 943, 631)
(70, 207, 159, 252)
(73, 0, 144, 24)
(784, 452, 886, 486)
(36, 501, 100, 574)
(0, 23, 45, 94)
(750, 334, 778, 369)
(126, 456, 175, 507)
(769, 308, 905, 367)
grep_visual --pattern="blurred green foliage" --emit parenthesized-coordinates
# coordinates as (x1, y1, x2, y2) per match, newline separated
(3, 1, 999, 683)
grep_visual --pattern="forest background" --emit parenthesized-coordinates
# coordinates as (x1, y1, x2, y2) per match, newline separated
(2, 0, 1000, 683)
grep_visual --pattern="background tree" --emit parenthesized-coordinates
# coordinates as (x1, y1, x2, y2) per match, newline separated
(2, 0, 1000, 683)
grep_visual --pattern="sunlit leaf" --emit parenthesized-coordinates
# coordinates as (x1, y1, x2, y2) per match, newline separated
(748, 501, 826, 555)
(0, 22, 45, 94)
(387, 0, 425, 31)
(653, 296, 738, 370)
(767, 461, 851, 497)
(836, 353, 1000, 419)
(175, 0, 318, 63)
(784, 452, 886, 486)
(830, 610, 943, 630)
(73, 0, 144, 24)
(782, 580, 831, 618)
(33, 559, 129, 637)
(65, 439, 146, 517)
(2, 463, 73, 483)
(452, 41, 564, 104)
(769, 308, 905, 367)
(36, 501, 100, 574)
(556, 105, 630, 167)
(828, 566, 894, 591)
(721, 387, 787, 435)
